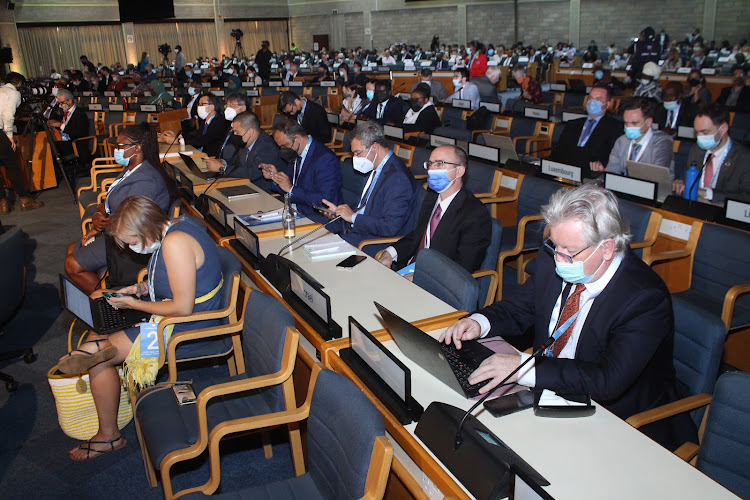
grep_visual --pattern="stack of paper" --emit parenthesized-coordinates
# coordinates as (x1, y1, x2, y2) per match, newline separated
(160, 150, 194, 160)
(303, 234, 356, 261)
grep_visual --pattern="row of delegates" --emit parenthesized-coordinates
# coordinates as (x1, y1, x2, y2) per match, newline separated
(163, 93, 230, 158)
(65, 124, 174, 295)
(58, 195, 224, 460)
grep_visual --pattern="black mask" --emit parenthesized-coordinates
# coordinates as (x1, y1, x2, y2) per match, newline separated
(409, 100, 423, 112)
(688, 78, 700, 87)
(279, 146, 298, 163)
(229, 133, 245, 148)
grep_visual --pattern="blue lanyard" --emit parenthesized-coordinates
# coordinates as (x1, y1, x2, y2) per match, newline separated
(544, 310, 580, 357)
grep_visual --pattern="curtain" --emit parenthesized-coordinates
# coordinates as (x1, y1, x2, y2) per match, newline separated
(18, 25, 126, 77)
(133, 21, 218, 68)
(222, 20, 289, 58)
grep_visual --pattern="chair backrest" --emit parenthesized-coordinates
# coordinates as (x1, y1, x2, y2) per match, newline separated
(0, 227, 24, 324)
(432, 125, 472, 142)
(691, 223, 750, 320)
(477, 218, 503, 306)
(308, 369, 385, 499)
(242, 290, 296, 412)
(696, 371, 750, 499)
(413, 248, 480, 311)
(516, 175, 559, 220)
(508, 116, 536, 138)
(216, 246, 242, 313)
(393, 143, 414, 168)
(491, 115, 513, 135)
(411, 147, 431, 177)
(340, 157, 369, 208)
(618, 198, 658, 258)
(464, 160, 500, 197)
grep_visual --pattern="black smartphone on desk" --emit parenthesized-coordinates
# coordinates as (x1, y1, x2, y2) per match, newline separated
(336, 255, 366, 270)
(484, 389, 534, 417)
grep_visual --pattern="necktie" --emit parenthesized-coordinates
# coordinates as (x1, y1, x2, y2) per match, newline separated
(377, 103, 385, 119)
(629, 143, 641, 161)
(666, 110, 673, 128)
(703, 153, 714, 188)
(417, 204, 443, 252)
(578, 119, 595, 146)
(551, 284, 586, 357)
(63, 110, 69, 123)
(203, 120, 209, 135)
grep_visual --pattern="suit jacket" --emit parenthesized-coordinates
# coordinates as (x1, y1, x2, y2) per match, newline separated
(391, 187, 491, 273)
(655, 101, 695, 134)
(106, 160, 171, 215)
(717, 86, 750, 113)
(410, 79, 448, 102)
(400, 105, 442, 134)
(225, 132, 283, 192)
(187, 114, 230, 158)
(607, 129, 675, 180)
(478, 249, 690, 436)
(274, 138, 343, 220)
(361, 97, 407, 125)
(686, 141, 750, 204)
(470, 75, 500, 103)
(333, 154, 417, 249)
(554, 115, 622, 168)
(61, 105, 91, 141)
(297, 98, 332, 143)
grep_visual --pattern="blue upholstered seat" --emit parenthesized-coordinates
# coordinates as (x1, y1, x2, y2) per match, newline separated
(414, 248, 480, 311)
(340, 157, 369, 208)
(464, 160, 499, 197)
(498, 175, 559, 255)
(477, 218, 503, 305)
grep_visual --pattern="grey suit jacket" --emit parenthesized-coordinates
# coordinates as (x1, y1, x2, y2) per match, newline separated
(686, 141, 750, 204)
(106, 160, 171, 215)
(607, 130, 675, 181)
(411, 79, 447, 102)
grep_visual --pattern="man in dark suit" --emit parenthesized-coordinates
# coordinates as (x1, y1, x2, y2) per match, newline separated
(185, 93, 230, 158)
(278, 90, 332, 143)
(655, 81, 695, 136)
(441, 184, 695, 449)
(410, 68, 447, 102)
(552, 85, 621, 173)
(204, 111, 281, 193)
(46, 88, 93, 165)
(673, 103, 750, 204)
(716, 68, 750, 113)
(378, 145, 491, 273)
(321, 121, 417, 252)
(360, 80, 407, 125)
(400, 84, 442, 134)
(261, 118, 342, 222)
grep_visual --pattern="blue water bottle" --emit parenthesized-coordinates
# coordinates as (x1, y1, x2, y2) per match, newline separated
(683, 161, 699, 201)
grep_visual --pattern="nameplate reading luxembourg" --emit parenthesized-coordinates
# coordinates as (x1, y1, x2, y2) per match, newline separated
(541, 159, 581, 183)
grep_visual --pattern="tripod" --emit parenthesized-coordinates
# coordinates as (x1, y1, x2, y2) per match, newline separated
(234, 38, 246, 59)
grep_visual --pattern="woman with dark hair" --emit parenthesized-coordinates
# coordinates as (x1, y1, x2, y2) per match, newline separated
(58, 196, 224, 460)
(64, 123, 172, 295)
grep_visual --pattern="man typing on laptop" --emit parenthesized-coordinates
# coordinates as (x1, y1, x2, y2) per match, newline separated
(439, 184, 695, 449)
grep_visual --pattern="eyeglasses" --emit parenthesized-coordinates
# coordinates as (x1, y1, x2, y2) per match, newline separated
(115, 143, 136, 148)
(351, 146, 373, 158)
(423, 160, 460, 170)
(543, 238, 589, 264)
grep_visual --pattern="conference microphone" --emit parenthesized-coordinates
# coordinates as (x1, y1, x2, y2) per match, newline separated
(161, 130, 183, 167)
(453, 334, 558, 450)
(217, 128, 234, 160)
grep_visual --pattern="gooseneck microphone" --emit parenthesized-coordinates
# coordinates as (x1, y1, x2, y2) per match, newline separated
(161, 129, 182, 166)
(453, 334, 557, 450)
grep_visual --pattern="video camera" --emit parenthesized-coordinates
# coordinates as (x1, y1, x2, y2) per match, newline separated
(231, 29, 243, 39)
(158, 43, 172, 56)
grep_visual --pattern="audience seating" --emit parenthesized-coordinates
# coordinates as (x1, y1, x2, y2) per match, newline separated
(474, 218, 503, 307)
(340, 157, 369, 208)
(512, 121, 555, 156)
(414, 248, 480, 311)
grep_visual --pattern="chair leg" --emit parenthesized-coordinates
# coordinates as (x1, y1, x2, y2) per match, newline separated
(262, 432, 273, 459)
(226, 352, 238, 377)
(288, 422, 305, 476)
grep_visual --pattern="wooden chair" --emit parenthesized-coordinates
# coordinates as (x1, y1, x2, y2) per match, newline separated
(471, 115, 513, 140)
(325, 127, 346, 151)
(393, 142, 415, 168)
(326, 87, 342, 113)
(513, 121, 555, 156)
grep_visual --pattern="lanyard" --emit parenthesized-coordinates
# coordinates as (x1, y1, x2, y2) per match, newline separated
(544, 311, 580, 357)
(105, 163, 142, 215)
(147, 244, 161, 303)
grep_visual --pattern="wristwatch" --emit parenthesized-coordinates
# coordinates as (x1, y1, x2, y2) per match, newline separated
(218, 162, 226, 176)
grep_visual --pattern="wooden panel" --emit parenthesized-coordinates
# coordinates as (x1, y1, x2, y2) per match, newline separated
(16, 131, 58, 192)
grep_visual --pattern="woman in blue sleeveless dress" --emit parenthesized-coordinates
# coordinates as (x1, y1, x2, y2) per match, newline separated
(57, 196, 223, 461)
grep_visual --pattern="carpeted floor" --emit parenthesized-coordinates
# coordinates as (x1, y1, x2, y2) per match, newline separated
(0, 185, 294, 499)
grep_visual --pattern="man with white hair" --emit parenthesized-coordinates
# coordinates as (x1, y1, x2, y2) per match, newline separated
(471, 66, 501, 104)
(441, 184, 694, 448)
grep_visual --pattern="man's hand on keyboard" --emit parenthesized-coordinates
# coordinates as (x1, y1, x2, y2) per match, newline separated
(439, 318, 481, 349)
(468, 352, 522, 394)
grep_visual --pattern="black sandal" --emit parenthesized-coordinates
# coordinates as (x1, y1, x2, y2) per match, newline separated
(58, 339, 117, 374)
(72, 435, 127, 461)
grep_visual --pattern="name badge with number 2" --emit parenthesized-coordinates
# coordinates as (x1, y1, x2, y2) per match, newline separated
(139, 322, 165, 358)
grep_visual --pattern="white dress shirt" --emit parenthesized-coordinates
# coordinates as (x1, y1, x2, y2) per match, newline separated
(0, 83, 21, 140)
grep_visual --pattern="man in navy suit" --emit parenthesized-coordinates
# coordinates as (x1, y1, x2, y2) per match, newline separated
(261, 118, 342, 222)
(441, 184, 694, 448)
(360, 80, 407, 125)
(321, 121, 417, 252)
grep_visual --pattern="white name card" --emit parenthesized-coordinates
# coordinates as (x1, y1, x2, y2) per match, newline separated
(420, 60, 432, 67)
(246, 90, 259, 97)
(430, 135, 456, 147)
(109, 104, 124, 111)
(582, 63, 594, 69)
(223, 82, 229, 87)
(144, 92, 151, 96)
(383, 125, 403, 140)
(290, 268, 329, 322)
(234, 219, 259, 258)
(211, 90, 225, 96)
(541, 159, 581, 183)
(480, 101, 500, 113)
(120, 91, 132, 97)
(88, 104, 102, 110)
(288, 81, 303, 87)
(469, 143, 499, 163)
(140, 104, 157, 112)
(677, 67, 691, 74)
(452, 99, 471, 109)
(201, 82, 210, 87)
(725, 199, 750, 224)
(104, 91, 115, 97)
(550, 83, 566, 92)
(269, 81, 282, 87)
(525, 107, 549, 120)
(604, 173, 656, 201)
(701, 68, 716, 75)
(241, 81, 254, 87)
(677, 126, 695, 139)
(82, 91, 93, 96)
(321, 81, 336, 87)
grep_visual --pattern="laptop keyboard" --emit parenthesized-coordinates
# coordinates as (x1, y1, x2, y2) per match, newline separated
(94, 297, 132, 331)
(440, 343, 490, 396)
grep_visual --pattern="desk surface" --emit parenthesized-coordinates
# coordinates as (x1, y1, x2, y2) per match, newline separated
(328, 327, 738, 500)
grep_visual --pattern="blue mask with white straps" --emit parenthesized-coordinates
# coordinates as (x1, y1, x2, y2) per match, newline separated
(427, 168, 456, 193)
(113, 146, 133, 167)
(554, 242, 604, 284)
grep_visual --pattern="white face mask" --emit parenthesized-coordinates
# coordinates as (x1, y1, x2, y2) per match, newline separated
(129, 240, 160, 255)
(224, 107, 237, 121)
(52, 87, 59, 96)
(197, 105, 210, 120)
(225, 68, 234, 74)
(352, 146, 375, 173)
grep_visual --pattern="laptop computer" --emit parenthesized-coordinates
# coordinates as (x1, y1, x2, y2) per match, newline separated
(59, 274, 150, 335)
(179, 153, 216, 181)
(374, 302, 494, 398)
(627, 160, 672, 202)
(479, 134, 519, 164)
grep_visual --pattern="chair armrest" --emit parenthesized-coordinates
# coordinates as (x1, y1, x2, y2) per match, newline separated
(674, 442, 700, 463)
(512, 135, 535, 147)
(722, 283, 750, 329)
(626, 393, 712, 429)
(472, 269, 498, 308)
(498, 214, 545, 262)
(72, 135, 97, 156)
(414, 174, 427, 180)
(643, 248, 692, 266)
(358, 237, 400, 251)
(137, 268, 148, 282)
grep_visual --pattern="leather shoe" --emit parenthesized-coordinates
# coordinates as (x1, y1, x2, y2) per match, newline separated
(19, 196, 44, 211)
(0, 198, 11, 214)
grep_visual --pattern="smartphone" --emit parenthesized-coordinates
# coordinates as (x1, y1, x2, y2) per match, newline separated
(336, 255, 366, 270)
(484, 389, 535, 417)
(102, 292, 125, 298)
(312, 204, 336, 216)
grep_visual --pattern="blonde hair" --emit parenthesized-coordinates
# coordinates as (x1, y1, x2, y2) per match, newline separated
(109, 196, 170, 248)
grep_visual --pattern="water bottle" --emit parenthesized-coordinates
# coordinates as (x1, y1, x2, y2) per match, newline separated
(683, 161, 699, 201)
(282, 193, 296, 239)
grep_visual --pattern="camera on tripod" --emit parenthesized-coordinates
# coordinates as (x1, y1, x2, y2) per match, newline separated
(230, 29, 243, 40)
(158, 43, 172, 56)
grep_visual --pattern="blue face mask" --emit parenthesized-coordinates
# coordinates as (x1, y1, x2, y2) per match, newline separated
(487, 49, 495, 56)
(594, 70, 604, 80)
(366, 89, 375, 100)
(697, 130, 721, 150)
(113, 145, 134, 167)
(284, 64, 290, 70)
(624, 126, 643, 140)
(427, 167, 456, 193)
(663, 100, 678, 111)
(586, 99, 604, 117)
(554, 242, 603, 283)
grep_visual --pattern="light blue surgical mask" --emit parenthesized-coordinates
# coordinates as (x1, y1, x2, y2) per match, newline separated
(113, 145, 135, 167)
(188, 87, 196, 96)
(427, 167, 456, 193)
(624, 126, 643, 140)
(663, 100, 678, 111)
(697, 130, 722, 150)
(487, 49, 495, 56)
(285, 64, 291, 70)
(594, 70, 604, 80)
(586, 99, 604, 117)
(366, 89, 375, 100)
(554, 242, 603, 283)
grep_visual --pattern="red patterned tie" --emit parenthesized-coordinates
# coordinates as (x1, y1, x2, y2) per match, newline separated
(703, 153, 714, 189)
(417, 204, 443, 252)
(551, 284, 586, 357)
